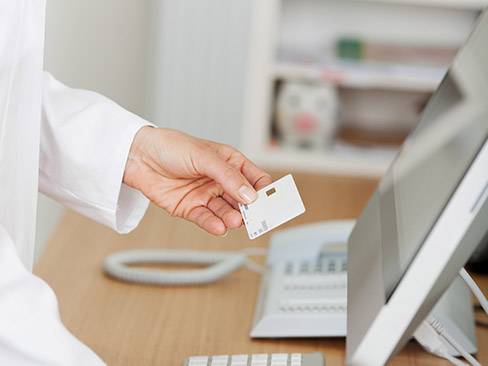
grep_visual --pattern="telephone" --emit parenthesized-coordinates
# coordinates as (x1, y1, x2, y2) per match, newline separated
(103, 218, 478, 354)
(250, 220, 355, 338)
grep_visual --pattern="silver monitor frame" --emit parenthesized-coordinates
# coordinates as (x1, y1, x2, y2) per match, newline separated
(346, 9, 488, 366)
(347, 139, 488, 365)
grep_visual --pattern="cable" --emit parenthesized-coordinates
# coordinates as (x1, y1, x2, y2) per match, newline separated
(414, 267, 488, 366)
(414, 319, 468, 366)
(242, 247, 267, 275)
(103, 248, 267, 286)
(443, 353, 473, 366)
(427, 315, 481, 366)
(459, 267, 488, 316)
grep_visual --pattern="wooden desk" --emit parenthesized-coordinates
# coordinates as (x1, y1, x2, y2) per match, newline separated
(35, 172, 488, 365)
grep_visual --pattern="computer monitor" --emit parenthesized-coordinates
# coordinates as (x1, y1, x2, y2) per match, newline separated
(346, 8, 488, 366)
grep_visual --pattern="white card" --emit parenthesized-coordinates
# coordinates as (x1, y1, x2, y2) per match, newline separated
(239, 174, 305, 240)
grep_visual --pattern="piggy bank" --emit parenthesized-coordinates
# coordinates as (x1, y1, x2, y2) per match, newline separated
(276, 81, 339, 149)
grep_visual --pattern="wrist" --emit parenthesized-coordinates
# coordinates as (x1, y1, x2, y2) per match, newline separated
(123, 126, 154, 188)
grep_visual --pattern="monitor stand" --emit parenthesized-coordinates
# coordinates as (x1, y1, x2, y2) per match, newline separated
(417, 275, 477, 356)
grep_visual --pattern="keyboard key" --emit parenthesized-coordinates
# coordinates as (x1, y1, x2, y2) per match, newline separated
(270, 356, 288, 366)
(188, 356, 209, 366)
(232, 354, 248, 361)
(291, 353, 302, 362)
(251, 354, 269, 366)
(230, 354, 248, 366)
(210, 355, 228, 366)
(271, 353, 288, 360)
(185, 352, 323, 366)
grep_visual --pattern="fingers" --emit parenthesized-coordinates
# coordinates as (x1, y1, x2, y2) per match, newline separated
(198, 148, 272, 206)
(212, 142, 273, 191)
(207, 197, 242, 229)
(233, 156, 273, 191)
(186, 198, 242, 236)
(245, 165, 273, 191)
(140, 132, 271, 236)
(222, 193, 240, 211)
(187, 206, 228, 236)
(199, 152, 259, 205)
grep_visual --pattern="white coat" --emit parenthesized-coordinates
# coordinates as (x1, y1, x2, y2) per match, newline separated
(0, 1, 151, 364)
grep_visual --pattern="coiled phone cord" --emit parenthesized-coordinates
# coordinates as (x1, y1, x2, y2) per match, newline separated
(103, 248, 267, 286)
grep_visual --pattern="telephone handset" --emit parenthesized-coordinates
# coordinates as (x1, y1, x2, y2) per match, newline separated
(104, 248, 267, 286)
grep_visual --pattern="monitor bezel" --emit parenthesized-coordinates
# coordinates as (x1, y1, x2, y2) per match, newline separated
(346, 132, 488, 365)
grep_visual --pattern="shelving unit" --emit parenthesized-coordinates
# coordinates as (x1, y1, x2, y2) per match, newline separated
(240, 0, 486, 177)
(361, 0, 487, 10)
(253, 144, 398, 177)
(274, 61, 446, 93)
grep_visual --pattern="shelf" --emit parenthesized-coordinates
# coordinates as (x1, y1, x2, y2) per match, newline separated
(241, 0, 480, 177)
(253, 144, 398, 177)
(358, 0, 487, 10)
(274, 61, 446, 92)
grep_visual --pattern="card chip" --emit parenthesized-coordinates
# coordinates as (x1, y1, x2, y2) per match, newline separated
(266, 188, 276, 196)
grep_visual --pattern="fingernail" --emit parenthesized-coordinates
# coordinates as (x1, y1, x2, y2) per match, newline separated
(239, 185, 257, 204)
(220, 230, 228, 238)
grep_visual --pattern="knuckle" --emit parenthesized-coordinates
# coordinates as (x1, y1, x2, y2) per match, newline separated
(222, 165, 239, 182)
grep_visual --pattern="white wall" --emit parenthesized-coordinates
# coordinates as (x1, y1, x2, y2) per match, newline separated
(44, 0, 152, 116)
(146, 0, 253, 147)
(37, 0, 153, 261)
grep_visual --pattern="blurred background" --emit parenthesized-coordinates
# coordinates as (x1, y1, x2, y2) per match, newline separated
(38, 0, 486, 260)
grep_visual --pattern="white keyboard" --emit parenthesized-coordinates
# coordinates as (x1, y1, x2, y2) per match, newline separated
(184, 352, 325, 366)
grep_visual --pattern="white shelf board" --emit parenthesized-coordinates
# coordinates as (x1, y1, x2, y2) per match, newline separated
(358, 0, 487, 10)
(274, 61, 446, 92)
(253, 144, 398, 177)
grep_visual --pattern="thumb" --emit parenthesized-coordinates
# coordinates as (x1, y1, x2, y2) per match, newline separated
(199, 152, 258, 205)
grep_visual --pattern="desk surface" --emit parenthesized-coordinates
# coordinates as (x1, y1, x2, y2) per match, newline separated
(35, 172, 488, 365)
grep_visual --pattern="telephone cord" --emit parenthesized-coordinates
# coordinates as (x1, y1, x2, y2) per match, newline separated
(103, 249, 266, 286)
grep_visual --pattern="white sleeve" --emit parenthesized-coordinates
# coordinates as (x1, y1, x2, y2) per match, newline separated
(0, 226, 106, 365)
(39, 72, 154, 233)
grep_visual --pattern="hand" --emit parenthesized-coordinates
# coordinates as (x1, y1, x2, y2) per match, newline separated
(123, 127, 272, 236)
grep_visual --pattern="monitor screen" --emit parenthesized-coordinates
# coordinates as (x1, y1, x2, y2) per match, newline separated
(379, 15, 488, 299)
